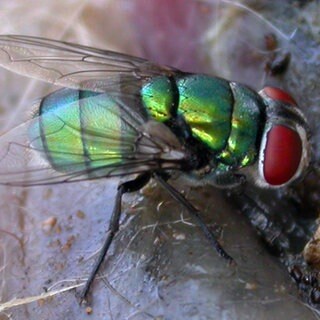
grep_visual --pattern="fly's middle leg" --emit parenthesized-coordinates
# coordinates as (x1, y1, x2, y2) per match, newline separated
(153, 173, 235, 265)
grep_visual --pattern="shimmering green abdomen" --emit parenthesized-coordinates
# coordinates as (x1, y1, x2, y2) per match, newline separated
(29, 89, 126, 176)
(78, 91, 122, 169)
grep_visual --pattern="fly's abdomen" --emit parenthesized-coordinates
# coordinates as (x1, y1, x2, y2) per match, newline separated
(29, 89, 125, 176)
(78, 90, 122, 172)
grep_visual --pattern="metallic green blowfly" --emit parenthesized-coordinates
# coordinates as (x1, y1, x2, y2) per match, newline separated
(0, 35, 311, 302)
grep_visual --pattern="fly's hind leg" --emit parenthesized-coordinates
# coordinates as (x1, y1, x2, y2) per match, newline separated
(79, 173, 151, 304)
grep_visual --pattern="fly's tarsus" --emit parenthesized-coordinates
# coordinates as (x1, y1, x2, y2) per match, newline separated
(154, 173, 235, 265)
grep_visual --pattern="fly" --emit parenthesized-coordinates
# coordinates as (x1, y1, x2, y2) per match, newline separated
(0, 35, 311, 304)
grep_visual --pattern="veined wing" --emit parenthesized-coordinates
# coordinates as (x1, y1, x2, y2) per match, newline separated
(0, 91, 186, 186)
(0, 35, 178, 92)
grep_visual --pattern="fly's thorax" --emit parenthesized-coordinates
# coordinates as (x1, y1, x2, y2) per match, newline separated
(141, 74, 235, 148)
(249, 87, 310, 189)
(175, 75, 233, 151)
(216, 82, 266, 168)
(141, 74, 267, 172)
(141, 76, 175, 122)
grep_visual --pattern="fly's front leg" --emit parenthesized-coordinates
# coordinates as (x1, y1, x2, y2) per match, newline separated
(189, 168, 246, 190)
(229, 189, 310, 256)
(207, 172, 246, 190)
(230, 192, 289, 253)
(79, 173, 151, 305)
(229, 188, 317, 305)
(153, 173, 235, 265)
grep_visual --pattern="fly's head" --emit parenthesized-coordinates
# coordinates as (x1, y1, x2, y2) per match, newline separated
(252, 87, 311, 189)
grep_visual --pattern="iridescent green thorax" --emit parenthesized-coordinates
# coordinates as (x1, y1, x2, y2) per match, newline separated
(141, 76, 174, 122)
(141, 74, 265, 169)
(218, 83, 265, 167)
(29, 89, 133, 177)
(176, 75, 233, 150)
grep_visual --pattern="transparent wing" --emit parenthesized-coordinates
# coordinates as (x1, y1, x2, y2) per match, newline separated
(0, 93, 186, 186)
(0, 35, 178, 92)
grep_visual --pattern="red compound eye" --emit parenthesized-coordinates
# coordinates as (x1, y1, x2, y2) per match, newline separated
(262, 87, 297, 106)
(263, 125, 302, 186)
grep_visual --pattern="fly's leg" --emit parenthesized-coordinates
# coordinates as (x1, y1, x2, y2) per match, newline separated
(206, 172, 246, 190)
(79, 173, 151, 304)
(229, 189, 319, 305)
(230, 190, 310, 256)
(154, 173, 235, 265)
(231, 192, 290, 253)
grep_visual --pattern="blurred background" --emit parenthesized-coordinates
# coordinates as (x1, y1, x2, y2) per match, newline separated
(0, 0, 319, 319)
